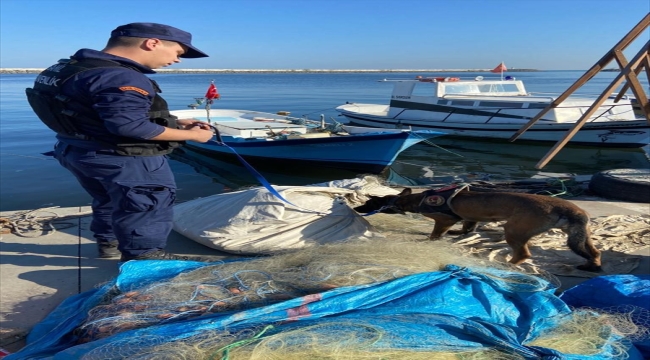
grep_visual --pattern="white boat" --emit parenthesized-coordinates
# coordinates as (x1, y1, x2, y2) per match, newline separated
(170, 109, 445, 174)
(335, 76, 649, 148)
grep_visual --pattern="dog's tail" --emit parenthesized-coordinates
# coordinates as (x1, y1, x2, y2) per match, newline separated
(561, 211, 602, 271)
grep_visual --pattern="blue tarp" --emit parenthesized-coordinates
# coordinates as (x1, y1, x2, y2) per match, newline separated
(560, 274, 650, 358)
(6, 261, 644, 359)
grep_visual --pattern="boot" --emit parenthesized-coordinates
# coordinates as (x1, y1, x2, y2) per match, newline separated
(97, 240, 120, 259)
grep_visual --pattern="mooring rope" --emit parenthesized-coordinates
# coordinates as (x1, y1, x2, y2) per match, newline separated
(0, 206, 91, 238)
(410, 132, 465, 157)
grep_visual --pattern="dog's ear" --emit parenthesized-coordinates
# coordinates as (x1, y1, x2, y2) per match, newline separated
(399, 188, 412, 196)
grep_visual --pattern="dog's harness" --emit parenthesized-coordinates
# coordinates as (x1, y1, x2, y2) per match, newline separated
(360, 184, 469, 217)
(416, 184, 469, 218)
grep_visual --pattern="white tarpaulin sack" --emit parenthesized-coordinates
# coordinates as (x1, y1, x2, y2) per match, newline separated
(172, 177, 399, 255)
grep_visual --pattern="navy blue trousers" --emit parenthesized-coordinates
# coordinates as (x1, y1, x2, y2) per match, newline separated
(54, 142, 176, 258)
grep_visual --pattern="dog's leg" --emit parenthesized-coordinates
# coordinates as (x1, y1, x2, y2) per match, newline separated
(504, 237, 532, 265)
(447, 221, 478, 235)
(566, 223, 602, 272)
(503, 225, 535, 265)
(425, 214, 461, 239)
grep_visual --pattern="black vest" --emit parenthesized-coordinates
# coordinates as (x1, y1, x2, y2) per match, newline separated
(418, 185, 467, 218)
(26, 58, 183, 156)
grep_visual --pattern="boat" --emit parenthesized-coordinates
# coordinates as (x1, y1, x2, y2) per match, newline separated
(335, 75, 650, 148)
(169, 108, 445, 174)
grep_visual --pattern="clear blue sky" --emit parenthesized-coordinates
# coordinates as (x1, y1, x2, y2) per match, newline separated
(1, 0, 648, 70)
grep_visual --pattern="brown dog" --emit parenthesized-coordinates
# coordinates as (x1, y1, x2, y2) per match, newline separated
(354, 186, 602, 272)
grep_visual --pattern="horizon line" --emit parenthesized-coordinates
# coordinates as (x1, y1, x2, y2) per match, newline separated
(1, 68, 552, 74)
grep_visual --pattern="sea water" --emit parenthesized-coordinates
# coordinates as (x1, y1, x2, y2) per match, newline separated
(1, 71, 648, 211)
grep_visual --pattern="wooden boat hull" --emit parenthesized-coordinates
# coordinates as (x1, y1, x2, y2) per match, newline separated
(185, 130, 442, 173)
(170, 108, 444, 174)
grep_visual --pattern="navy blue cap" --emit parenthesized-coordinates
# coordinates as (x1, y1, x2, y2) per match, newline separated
(110, 22, 208, 58)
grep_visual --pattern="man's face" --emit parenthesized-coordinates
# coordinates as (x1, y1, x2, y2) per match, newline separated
(146, 39, 186, 69)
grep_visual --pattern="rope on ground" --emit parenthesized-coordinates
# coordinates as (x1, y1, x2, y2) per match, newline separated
(531, 178, 585, 198)
(0, 206, 92, 237)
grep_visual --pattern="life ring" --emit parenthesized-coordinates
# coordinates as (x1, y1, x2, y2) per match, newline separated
(588, 168, 650, 203)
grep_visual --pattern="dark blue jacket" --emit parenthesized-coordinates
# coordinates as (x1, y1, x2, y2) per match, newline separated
(54, 49, 167, 150)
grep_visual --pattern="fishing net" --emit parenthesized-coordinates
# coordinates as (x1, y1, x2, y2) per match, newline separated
(528, 306, 650, 357)
(8, 184, 648, 360)
(75, 239, 536, 343)
(113, 322, 525, 360)
(362, 209, 650, 279)
(78, 308, 648, 360)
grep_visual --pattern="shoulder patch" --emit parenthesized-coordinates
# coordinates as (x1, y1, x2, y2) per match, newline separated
(119, 86, 149, 96)
(424, 195, 446, 206)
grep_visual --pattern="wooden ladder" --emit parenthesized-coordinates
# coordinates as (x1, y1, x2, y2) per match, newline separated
(509, 13, 650, 169)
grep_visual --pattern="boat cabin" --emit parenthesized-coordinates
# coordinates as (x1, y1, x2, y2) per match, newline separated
(388, 77, 529, 98)
(382, 77, 636, 123)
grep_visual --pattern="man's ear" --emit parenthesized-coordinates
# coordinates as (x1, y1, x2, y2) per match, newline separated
(142, 38, 161, 51)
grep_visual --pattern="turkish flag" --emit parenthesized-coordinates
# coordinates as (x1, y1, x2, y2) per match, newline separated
(490, 62, 507, 73)
(205, 83, 220, 99)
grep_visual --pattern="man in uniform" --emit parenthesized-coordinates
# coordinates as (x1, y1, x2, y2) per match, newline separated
(26, 23, 218, 261)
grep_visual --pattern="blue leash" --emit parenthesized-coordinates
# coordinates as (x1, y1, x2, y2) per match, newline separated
(210, 130, 328, 215)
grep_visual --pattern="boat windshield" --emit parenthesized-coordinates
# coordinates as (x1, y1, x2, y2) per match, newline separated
(442, 82, 524, 96)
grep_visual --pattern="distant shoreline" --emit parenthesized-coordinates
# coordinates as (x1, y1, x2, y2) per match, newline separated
(0, 68, 539, 74)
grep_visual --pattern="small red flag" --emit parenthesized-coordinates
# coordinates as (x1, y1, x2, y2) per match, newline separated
(490, 62, 507, 73)
(205, 83, 220, 100)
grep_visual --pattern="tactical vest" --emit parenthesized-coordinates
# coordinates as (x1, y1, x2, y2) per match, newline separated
(418, 185, 468, 218)
(25, 58, 183, 156)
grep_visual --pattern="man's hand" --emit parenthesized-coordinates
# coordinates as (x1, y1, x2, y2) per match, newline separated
(187, 126, 214, 143)
(177, 118, 212, 130)
(150, 119, 214, 143)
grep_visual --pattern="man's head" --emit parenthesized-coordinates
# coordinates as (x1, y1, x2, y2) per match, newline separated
(104, 23, 208, 69)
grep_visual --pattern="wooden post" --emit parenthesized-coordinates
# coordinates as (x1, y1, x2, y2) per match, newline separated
(508, 13, 650, 144)
(534, 54, 644, 169)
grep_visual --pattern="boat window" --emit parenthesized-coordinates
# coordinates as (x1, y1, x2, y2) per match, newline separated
(478, 101, 523, 108)
(450, 100, 475, 106)
(411, 82, 435, 97)
(437, 100, 448, 105)
(444, 83, 522, 95)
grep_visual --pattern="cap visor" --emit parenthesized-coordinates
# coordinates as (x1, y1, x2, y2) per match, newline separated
(180, 44, 209, 58)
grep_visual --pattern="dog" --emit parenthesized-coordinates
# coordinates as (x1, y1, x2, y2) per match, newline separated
(354, 186, 602, 272)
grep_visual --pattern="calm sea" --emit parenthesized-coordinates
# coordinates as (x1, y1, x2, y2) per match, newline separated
(1, 71, 648, 211)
